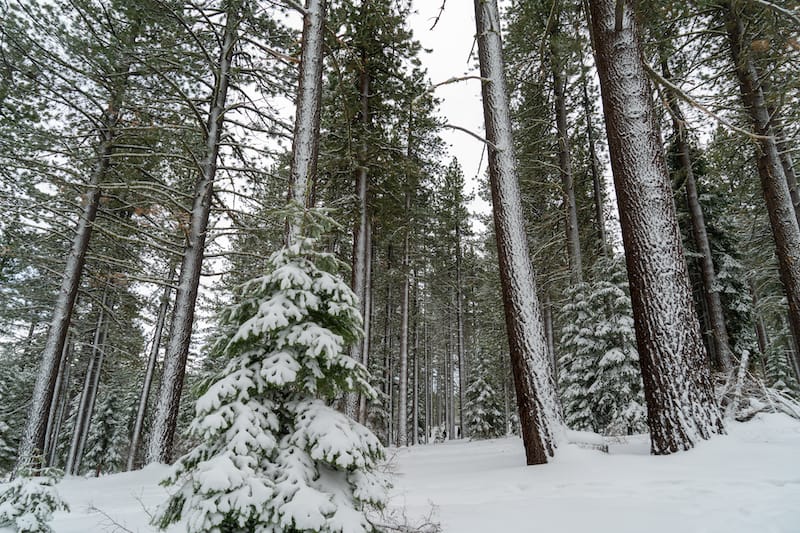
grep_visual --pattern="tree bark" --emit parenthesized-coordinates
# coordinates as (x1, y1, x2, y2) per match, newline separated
(127, 267, 174, 471)
(543, 292, 556, 383)
(579, 45, 608, 255)
(357, 218, 373, 424)
(474, 0, 560, 464)
(550, 16, 583, 283)
(347, 41, 372, 420)
(66, 289, 110, 475)
(44, 336, 72, 467)
(397, 193, 411, 447)
(455, 222, 467, 439)
(411, 273, 420, 445)
(287, 0, 326, 241)
(146, 2, 239, 464)
(660, 56, 733, 373)
(423, 298, 430, 444)
(724, 2, 800, 372)
(588, 0, 723, 454)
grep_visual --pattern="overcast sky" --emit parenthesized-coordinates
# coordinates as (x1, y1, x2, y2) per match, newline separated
(407, 2, 492, 220)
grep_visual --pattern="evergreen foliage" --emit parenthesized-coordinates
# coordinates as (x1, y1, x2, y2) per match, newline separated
(0, 464, 68, 533)
(558, 258, 647, 435)
(81, 392, 128, 476)
(155, 212, 387, 533)
(464, 353, 504, 439)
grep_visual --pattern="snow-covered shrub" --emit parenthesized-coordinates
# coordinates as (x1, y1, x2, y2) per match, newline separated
(558, 257, 647, 436)
(154, 218, 387, 533)
(0, 465, 68, 533)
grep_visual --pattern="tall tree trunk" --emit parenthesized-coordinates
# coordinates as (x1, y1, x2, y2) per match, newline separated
(579, 45, 608, 254)
(16, 84, 124, 471)
(357, 218, 373, 424)
(44, 336, 71, 467)
(383, 244, 393, 443)
(412, 274, 420, 446)
(660, 56, 733, 372)
(423, 299, 430, 444)
(724, 3, 800, 371)
(127, 268, 174, 471)
(770, 118, 800, 225)
(66, 289, 111, 475)
(474, 0, 560, 464)
(550, 16, 583, 283)
(455, 224, 467, 439)
(749, 281, 769, 357)
(147, 3, 239, 464)
(397, 194, 411, 447)
(347, 46, 372, 420)
(286, 0, 326, 242)
(588, 0, 723, 454)
(543, 292, 556, 382)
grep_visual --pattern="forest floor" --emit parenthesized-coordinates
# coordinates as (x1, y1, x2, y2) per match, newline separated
(16, 412, 800, 532)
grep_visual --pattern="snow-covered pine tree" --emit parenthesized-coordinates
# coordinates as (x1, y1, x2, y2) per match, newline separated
(0, 463, 68, 533)
(464, 353, 504, 439)
(154, 212, 387, 533)
(81, 392, 127, 476)
(558, 282, 597, 432)
(765, 336, 800, 397)
(558, 258, 647, 436)
(587, 258, 647, 435)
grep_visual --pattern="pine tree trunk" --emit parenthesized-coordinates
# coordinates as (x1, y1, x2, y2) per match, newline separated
(127, 268, 174, 471)
(357, 219, 373, 424)
(579, 46, 608, 254)
(347, 48, 371, 420)
(768, 116, 800, 225)
(474, 0, 560, 464)
(147, 3, 239, 464)
(412, 274, 420, 445)
(749, 281, 769, 356)
(447, 316, 455, 438)
(286, 0, 326, 242)
(660, 57, 733, 372)
(550, 18, 583, 283)
(45, 337, 72, 467)
(383, 245, 394, 443)
(543, 292, 557, 383)
(16, 92, 122, 472)
(397, 194, 410, 447)
(724, 3, 800, 370)
(423, 301, 430, 444)
(588, 0, 723, 454)
(66, 289, 110, 475)
(455, 224, 467, 439)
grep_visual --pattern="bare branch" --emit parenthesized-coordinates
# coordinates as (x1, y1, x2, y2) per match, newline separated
(443, 124, 498, 150)
(429, 0, 447, 30)
(644, 61, 772, 141)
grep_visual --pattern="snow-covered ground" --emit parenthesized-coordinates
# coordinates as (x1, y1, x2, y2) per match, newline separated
(12, 413, 800, 532)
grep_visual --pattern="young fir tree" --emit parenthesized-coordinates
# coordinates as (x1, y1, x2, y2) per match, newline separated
(464, 353, 505, 440)
(588, 258, 647, 436)
(558, 282, 597, 432)
(154, 211, 387, 533)
(765, 336, 800, 397)
(559, 258, 647, 436)
(80, 392, 128, 476)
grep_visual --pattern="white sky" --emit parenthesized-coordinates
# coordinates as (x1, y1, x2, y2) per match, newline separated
(407, 2, 492, 221)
